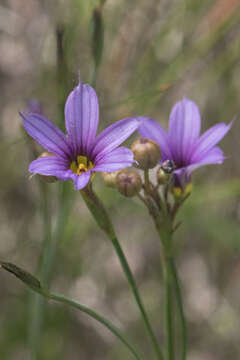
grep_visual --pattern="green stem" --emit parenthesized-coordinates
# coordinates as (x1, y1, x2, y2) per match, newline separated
(169, 258, 187, 360)
(140, 177, 187, 360)
(80, 187, 164, 360)
(156, 225, 175, 360)
(2, 260, 141, 359)
(144, 170, 151, 193)
(109, 232, 163, 360)
(163, 255, 174, 360)
(47, 292, 142, 360)
(2, 261, 142, 360)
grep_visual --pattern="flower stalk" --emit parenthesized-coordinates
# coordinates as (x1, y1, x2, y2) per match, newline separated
(48, 292, 142, 360)
(137, 170, 187, 360)
(158, 227, 175, 360)
(80, 185, 164, 360)
(169, 258, 187, 360)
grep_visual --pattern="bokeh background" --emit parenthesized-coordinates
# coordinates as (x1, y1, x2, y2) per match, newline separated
(0, 0, 240, 359)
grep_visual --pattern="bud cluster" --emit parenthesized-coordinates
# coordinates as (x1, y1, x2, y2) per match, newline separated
(102, 136, 191, 204)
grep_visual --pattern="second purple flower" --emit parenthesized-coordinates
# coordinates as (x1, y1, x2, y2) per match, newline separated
(138, 97, 232, 189)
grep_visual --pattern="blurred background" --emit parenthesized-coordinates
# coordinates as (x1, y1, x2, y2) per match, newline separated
(0, 0, 240, 359)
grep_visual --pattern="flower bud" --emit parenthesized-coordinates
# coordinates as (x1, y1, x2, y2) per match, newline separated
(116, 170, 142, 197)
(156, 167, 169, 184)
(101, 171, 120, 188)
(161, 159, 176, 174)
(131, 138, 161, 170)
(37, 152, 58, 183)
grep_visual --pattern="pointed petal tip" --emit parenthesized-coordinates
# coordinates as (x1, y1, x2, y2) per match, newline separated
(19, 111, 26, 121)
(22, 113, 71, 158)
(227, 119, 234, 129)
(181, 96, 198, 106)
(64, 79, 99, 154)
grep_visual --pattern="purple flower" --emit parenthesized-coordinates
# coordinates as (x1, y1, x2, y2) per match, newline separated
(21, 80, 140, 190)
(138, 97, 232, 188)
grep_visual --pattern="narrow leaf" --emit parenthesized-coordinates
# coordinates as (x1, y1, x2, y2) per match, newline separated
(0, 262, 42, 292)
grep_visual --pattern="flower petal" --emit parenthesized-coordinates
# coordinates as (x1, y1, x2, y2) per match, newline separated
(94, 146, 134, 172)
(138, 116, 171, 161)
(21, 113, 71, 159)
(186, 146, 225, 175)
(91, 117, 140, 159)
(29, 156, 71, 180)
(173, 146, 225, 181)
(191, 121, 232, 162)
(65, 81, 99, 156)
(72, 171, 91, 190)
(172, 146, 225, 187)
(168, 97, 201, 165)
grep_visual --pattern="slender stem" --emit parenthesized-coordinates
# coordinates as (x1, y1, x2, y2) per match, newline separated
(163, 255, 174, 360)
(80, 188, 164, 360)
(47, 292, 142, 360)
(3, 263, 141, 359)
(169, 258, 187, 360)
(7, 266, 142, 360)
(109, 232, 164, 360)
(144, 170, 151, 193)
(139, 177, 187, 359)
(137, 192, 152, 209)
(158, 227, 175, 360)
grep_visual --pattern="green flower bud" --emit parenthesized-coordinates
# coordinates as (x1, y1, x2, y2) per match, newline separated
(37, 152, 58, 183)
(156, 167, 169, 184)
(131, 138, 161, 170)
(116, 170, 142, 197)
(101, 171, 120, 187)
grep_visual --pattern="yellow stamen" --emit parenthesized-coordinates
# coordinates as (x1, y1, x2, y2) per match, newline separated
(173, 187, 182, 197)
(70, 155, 94, 175)
(183, 183, 192, 197)
(173, 183, 192, 199)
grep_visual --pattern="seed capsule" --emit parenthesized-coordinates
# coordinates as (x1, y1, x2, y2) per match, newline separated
(131, 138, 161, 170)
(116, 170, 142, 197)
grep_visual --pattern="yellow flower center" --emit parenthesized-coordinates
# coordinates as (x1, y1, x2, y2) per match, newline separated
(173, 183, 192, 198)
(70, 155, 94, 175)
